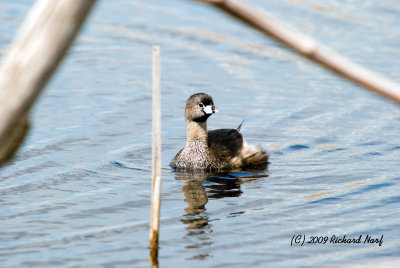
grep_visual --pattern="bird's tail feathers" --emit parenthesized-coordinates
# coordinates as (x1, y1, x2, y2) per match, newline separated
(240, 142, 268, 170)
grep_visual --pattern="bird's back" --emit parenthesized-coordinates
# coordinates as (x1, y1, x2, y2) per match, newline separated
(207, 128, 243, 160)
(208, 127, 268, 170)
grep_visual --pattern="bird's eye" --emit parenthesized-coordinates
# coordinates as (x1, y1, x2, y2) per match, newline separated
(198, 102, 204, 108)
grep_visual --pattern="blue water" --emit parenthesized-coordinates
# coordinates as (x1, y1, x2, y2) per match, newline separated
(1, 0, 400, 267)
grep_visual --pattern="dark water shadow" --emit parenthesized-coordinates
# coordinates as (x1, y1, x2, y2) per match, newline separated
(173, 170, 268, 260)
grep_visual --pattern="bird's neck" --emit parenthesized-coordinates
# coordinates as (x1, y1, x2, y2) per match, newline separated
(186, 120, 208, 145)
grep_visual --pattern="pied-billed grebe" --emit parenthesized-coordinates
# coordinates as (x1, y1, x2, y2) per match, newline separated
(170, 93, 268, 171)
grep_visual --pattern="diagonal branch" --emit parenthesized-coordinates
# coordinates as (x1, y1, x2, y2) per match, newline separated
(198, 0, 400, 104)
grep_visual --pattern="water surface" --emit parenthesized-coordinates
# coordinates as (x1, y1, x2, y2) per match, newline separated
(1, 0, 400, 267)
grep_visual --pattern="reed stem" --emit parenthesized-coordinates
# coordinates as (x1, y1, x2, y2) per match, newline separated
(150, 45, 161, 265)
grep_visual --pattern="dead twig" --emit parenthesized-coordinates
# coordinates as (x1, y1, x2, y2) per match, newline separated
(0, 0, 97, 166)
(199, 0, 400, 104)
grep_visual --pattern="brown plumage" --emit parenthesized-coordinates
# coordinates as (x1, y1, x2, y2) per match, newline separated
(170, 93, 268, 171)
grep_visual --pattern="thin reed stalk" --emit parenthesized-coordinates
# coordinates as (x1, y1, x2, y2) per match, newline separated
(150, 45, 161, 265)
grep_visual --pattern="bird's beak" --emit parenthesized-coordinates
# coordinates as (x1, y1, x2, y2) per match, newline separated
(204, 105, 218, 115)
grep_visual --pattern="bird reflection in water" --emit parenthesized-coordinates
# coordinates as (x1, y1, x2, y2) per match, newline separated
(174, 170, 268, 260)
